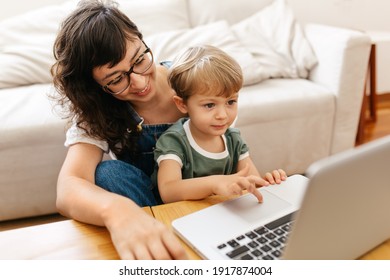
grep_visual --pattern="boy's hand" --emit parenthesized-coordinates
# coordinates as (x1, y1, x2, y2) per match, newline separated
(212, 165, 270, 203)
(263, 169, 287, 184)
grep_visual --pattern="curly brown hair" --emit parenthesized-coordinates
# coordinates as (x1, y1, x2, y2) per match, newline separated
(51, 0, 143, 158)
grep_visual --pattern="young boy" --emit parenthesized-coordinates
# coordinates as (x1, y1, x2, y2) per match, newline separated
(152, 45, 286, 203)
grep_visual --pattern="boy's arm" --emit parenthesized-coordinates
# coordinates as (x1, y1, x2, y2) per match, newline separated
(237, 156, 261, 177)
(157, 159, 266, 203)
(157, 159, 220, 203)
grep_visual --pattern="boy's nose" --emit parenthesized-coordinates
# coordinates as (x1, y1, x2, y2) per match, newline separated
(215, 107, 228, 119)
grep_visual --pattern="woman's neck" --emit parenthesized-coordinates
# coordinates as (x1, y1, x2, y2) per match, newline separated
(133, 65, 185, 124)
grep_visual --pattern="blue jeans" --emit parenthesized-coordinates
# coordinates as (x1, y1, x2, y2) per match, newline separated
(95, 122, 170, 207)
(95, 160, 161, 207)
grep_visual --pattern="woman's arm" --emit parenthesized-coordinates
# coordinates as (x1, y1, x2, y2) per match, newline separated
(57, 143, 187, 260)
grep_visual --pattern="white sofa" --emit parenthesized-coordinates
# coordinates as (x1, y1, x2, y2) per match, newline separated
(0, 0, 371, 221)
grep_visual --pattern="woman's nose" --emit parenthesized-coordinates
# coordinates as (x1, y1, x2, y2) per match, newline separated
(129, 72, 146, 88)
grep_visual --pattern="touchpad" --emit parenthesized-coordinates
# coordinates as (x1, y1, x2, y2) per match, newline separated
(222, 190, 292, 223)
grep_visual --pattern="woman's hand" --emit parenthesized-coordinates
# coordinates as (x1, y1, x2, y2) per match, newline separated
(105, 198, 188, 260)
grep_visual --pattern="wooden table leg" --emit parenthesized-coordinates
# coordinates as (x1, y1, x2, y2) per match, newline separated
(369, 44, 377, 122)
(356, 43, 377, 145)
(356, 82, 368, 145)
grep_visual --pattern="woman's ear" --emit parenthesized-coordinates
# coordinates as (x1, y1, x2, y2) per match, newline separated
(173, 96, 188, 114)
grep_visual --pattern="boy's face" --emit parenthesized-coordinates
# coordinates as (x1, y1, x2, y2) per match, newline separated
(175, 91, 239, 139)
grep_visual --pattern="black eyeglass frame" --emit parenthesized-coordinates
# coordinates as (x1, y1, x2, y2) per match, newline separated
(102, 41, 154, 95)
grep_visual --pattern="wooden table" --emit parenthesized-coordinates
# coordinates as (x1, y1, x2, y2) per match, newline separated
(0, 198, 389, 260)
(0, 207, 153, 260)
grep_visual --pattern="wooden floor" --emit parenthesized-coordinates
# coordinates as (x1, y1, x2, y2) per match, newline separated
(1, 94, 390, 232)
(360, 94, 390, 144)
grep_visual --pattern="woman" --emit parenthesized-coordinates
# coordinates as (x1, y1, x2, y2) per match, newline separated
(51, 0, 187, 259)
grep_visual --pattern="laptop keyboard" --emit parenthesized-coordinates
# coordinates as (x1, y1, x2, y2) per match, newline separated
(216, 211, 297, 260)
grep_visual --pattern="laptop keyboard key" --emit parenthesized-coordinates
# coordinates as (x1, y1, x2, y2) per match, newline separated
(257, 237, 268, 244)
(265, 232, 277, 240)
(245, 231, 258, 239)
(248, 241, 259, 248)
(269, 240, 281, 248)
(227, 240, 240, 248)
(278, 236, 287, 243)
(226, 245, 249, 258)
(272, 250, 282, 258)
(282, 225, 291, 231)
(260, 244, 272, 253)
(252, 249, 262, 257)
(240, 254, 254, 260)
(237, 235, 245, 241)
(265, 212, 296, 230)
(274, 228, 285, 235)
(254, 226, 268, 235)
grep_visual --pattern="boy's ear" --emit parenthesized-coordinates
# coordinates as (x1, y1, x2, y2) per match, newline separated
(173, 96, 188, 114)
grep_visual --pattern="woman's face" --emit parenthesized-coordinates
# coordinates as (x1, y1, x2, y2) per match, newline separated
(92, 39, 157, 104)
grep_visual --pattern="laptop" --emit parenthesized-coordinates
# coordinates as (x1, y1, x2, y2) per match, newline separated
(172, 135, 390, 260)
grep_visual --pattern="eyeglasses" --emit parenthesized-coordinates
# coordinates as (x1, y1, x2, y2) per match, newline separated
(102, 41, 154, 95)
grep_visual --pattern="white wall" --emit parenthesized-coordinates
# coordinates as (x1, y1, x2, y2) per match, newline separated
(289, 0, 390, 94)
(0, 0, 66, 19)
(1, 0, 390, 93)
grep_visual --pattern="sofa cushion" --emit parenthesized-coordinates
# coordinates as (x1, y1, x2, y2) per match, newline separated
(145, 21, 265, 86)
(0, 0, 190, 89)
(236, 79, 335, 175)
(231, 0, 318, 80)
(120, 0, 190, 36)
(0, 84, 67, 220)
(187, 0, 273, 26)
(237, 79, 334, 124)
(0, 1, 77, 89)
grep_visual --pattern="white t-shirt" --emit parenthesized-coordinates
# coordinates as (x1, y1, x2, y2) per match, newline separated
(64, 123, 109, 153)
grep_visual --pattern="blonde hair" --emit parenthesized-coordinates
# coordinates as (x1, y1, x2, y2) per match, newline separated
(168, 45, 243, 101)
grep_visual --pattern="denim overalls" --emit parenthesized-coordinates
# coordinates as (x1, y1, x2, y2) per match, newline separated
(95, 104, 171, 207)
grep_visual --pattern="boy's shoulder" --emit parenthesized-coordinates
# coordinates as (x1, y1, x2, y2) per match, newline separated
(225, 126, 242, 137)
(155, 118, 189, 150)
(164, 117, 189, 135)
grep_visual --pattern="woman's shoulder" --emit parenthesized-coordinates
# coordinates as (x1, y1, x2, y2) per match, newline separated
(65, 123, 109, 153)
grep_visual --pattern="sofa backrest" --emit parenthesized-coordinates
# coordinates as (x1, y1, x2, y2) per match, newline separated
(186, 0, 274, 26)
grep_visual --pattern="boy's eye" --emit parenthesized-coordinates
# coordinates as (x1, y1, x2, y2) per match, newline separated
(227, 100, 237, 105)
(204, 103, 215, 109)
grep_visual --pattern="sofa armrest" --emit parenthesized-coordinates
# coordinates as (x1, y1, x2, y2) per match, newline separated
(305, 23, 371, 154)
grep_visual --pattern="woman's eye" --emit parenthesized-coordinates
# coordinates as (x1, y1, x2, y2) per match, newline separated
(111, 75, 123, 85)
(134, 54, 145, 65)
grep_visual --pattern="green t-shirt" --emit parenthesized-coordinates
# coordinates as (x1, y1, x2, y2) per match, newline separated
(151, 118, 249, 187)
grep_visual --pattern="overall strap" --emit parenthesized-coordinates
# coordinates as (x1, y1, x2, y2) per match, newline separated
(126, 103, 144, 133)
